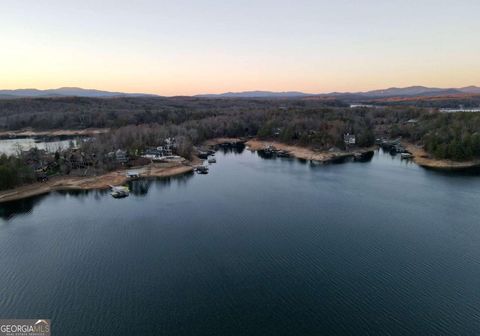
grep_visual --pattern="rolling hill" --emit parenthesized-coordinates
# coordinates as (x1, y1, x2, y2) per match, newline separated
(196, 86, 480, 100)
(1, 85, 479, 101)
(0, 87, 158, 99)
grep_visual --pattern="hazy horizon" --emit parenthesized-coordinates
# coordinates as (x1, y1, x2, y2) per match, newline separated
(1, 84, 480, 97)
(2, 0, 479, 96)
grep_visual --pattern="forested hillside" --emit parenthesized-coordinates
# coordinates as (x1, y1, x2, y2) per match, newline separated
(0, 96, 347, 130)
(400, 113, 480, 161)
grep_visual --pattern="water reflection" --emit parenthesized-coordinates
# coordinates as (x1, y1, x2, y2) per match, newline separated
(215, 142, 246, 155)
(128, 179, 151, 196)
(256, 150, 275, 160)
(355, 150, 374, 162)
(422, 165, 480, 176)
(0, 195, 47, 220)
(55, 189, 108, 198)
(1, 148, 478, 221)
(128, 171, 195, 196)
(297, 158, 308, 165)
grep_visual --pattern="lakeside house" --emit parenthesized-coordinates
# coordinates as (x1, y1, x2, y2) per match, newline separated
(115, 149, 128, 163)
(344, 133, 356, 145)
(64, 148, 96, 169)
(141, 138, 178, 161)
(106, 149, 129, 165)
(20, 146, 101, 179)
(20, 148, 57, 180)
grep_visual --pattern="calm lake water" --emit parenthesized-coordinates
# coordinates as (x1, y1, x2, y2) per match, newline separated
(1, 148, 480, 335)
(0, 138, 78, 155)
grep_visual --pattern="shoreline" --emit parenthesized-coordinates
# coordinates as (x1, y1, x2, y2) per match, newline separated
(202, 137, 245, 147)
(0, 162, 193, 204)
(2, 137, 478, 204)
(245, 139, 375, 162)
(403, 143, 480, 170)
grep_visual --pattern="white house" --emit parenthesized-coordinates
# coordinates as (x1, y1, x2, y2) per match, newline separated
(344, 133, 356, 145)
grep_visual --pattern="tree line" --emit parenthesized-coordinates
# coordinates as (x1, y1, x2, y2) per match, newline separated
(0, 155, 35, 191)
(3, 96, 465, 191)
(395, 112, 480, 161)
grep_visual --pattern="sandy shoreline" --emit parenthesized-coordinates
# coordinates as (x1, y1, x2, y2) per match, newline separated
(202, 137, 245, 147)
(0, 162, 193, 203)
(404, 143, 480, 170)
(245, 139, 375, 162)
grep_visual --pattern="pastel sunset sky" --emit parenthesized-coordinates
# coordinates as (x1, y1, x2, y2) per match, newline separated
(1, 0, 479, 95)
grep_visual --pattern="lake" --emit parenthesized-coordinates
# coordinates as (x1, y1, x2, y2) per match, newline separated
(0, 137, 79, 156)
(1, 148, 480, 335)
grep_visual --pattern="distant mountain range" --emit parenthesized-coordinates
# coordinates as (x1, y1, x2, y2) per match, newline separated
(197, 91, 311, 99)
(197, 86, 480, 99)
(0, 87, 158, 99)
(1, 85, 479, 100)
